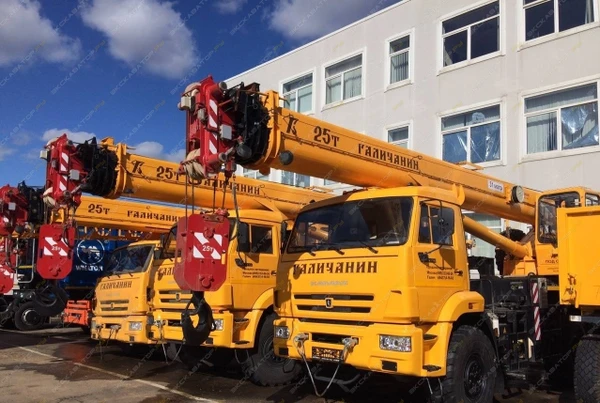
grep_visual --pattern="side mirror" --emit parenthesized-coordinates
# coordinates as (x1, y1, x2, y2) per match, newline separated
(237, 222, 251, 253)
(153, 249, 162, 260)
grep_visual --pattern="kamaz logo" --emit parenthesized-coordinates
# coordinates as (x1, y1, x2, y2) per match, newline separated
(324, 297, 333, 309)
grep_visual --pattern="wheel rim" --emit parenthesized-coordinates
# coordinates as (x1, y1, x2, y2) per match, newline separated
(22, 308, 42, 326)
(262, 336, 284, 364)
(464, 353, 486, 399)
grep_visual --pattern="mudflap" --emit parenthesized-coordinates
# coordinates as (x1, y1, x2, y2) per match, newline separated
(0, 296, 14, 325)
(181, 291, 214, 346)
(37, 224, 76, 280)
(32, 281, 68, 316)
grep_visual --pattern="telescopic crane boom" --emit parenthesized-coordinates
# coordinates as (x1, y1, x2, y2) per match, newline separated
(174, 76, 538, 293)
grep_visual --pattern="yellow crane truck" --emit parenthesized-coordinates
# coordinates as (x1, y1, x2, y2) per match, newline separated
(172, 76, 600, 402)
(39, 134, 331, 386)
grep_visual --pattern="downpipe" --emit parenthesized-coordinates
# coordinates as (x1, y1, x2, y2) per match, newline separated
(181, 291, 214, 346)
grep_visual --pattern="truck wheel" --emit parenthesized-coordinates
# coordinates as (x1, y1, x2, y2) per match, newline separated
(14, 302, 45, 331)
(574, 336, 600, 403)
(440, 326, 495, 403)
(241, 312, 302, 386)
(174, 343, 234, 372)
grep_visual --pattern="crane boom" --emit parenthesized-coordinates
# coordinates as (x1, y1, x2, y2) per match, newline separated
(42, 134, 328, 218)
(178, 77, 540, 225)
(39, 133, 330, 280)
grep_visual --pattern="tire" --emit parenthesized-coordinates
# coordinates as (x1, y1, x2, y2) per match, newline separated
(574, 336, 600, 403)
(14, 301, 45, 331)
(240, 312, 302, 387)
(439, 326, 496, 403)
(174, 343, 234, 372)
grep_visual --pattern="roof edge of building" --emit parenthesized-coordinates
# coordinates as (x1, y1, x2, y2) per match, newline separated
(225, 0, 408, 83)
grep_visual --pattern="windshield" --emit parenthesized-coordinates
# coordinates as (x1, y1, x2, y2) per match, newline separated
(105, 245, 154, 275)
(538, 191, 580, 244)
(287, 197, 413, 253)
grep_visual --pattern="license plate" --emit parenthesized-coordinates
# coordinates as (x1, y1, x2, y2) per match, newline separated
(312, 347, 342, 362)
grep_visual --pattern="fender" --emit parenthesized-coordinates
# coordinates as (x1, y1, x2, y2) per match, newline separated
(238, 288, 274, 346)
(437, 291, 485, 322)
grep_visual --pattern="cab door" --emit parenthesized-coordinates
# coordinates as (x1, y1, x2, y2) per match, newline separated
(230, 220, 279, 310)
(413, 202, 465, 322)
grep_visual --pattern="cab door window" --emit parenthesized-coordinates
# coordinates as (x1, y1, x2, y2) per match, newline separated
(418, 203, 455, 245)
(250, 225, 273, 254)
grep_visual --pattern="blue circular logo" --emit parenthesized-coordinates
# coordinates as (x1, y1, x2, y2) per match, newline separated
(76, 240, 105, 266)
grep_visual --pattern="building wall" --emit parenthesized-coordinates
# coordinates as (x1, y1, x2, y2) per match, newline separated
(225, 0, 600, 259)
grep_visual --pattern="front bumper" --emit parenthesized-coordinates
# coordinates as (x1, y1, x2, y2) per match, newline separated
(151, 310, 236, 348)
(90, 315, 155, 344)
(273, 318, 433, 378)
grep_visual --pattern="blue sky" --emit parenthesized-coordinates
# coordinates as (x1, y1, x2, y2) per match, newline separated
(0, 0, 401, 186)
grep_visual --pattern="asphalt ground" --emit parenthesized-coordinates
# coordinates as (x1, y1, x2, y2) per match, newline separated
(0, 327, 575, 403)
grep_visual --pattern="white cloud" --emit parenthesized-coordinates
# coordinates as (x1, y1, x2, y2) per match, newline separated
(0, 0, 81, 67)
(42, 128, 96, 144)
(131, 141, 185, 162)
(267, 0, 402, 40)
(81, 0, 197, 79)
(0, 148, 16, 161)
(12, 131, 32, 146)
(215, 0, 247, 14)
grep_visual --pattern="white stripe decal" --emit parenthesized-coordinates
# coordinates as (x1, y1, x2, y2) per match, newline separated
(209, 99, 218, 115)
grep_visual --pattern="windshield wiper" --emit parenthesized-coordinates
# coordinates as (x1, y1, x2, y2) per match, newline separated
(322, 244, 345, 255)
(358, 241, 378, 254)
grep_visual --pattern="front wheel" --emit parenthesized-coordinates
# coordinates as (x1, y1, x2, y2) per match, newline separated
(241, 312, 302, 386)
(14, 301, 45, 331)
(439, 326, 496, 403)
(574, 336, 600, 403)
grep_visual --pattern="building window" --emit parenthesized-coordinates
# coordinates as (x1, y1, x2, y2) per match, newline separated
(388, 126, 409, 148)
(242, 167, 268, 181)
(282, 171, 311, 188)
(525, 83, 598, 154)
(325, 54, 362, 104)
(464, 213, 502, 258)
(442, 1, 500, 67)
(442, 105, 501, 164)
(388, 35, 410, 85)
(524, 0, 595, 41)
(283, 73, 313, 113)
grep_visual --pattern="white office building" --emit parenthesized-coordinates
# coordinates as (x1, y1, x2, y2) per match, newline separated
(226, 0, 600, 260)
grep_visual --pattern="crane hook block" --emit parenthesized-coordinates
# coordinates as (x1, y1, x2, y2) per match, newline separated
(174, 213, 229, 292)
(37, 223, 76, 280)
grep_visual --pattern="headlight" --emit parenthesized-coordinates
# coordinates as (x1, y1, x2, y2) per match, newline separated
(129, 321, 143, 331)
(213, 319, 224, 331)
(379, 335, 411, 352)
(274, 326, 290, 339)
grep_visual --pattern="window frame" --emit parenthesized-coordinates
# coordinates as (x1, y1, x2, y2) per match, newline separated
(321, 48, 366, 109)
(438, 0, 504, 74)
(249, 224, 274, 255)
(439, 99, 505, 167)
(279, 68, 316, 115)
(520, 0, 599, 48)
(520, 76, 600, 162)
(384, 28, 415, 91)
(385, 121, 412, 149)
